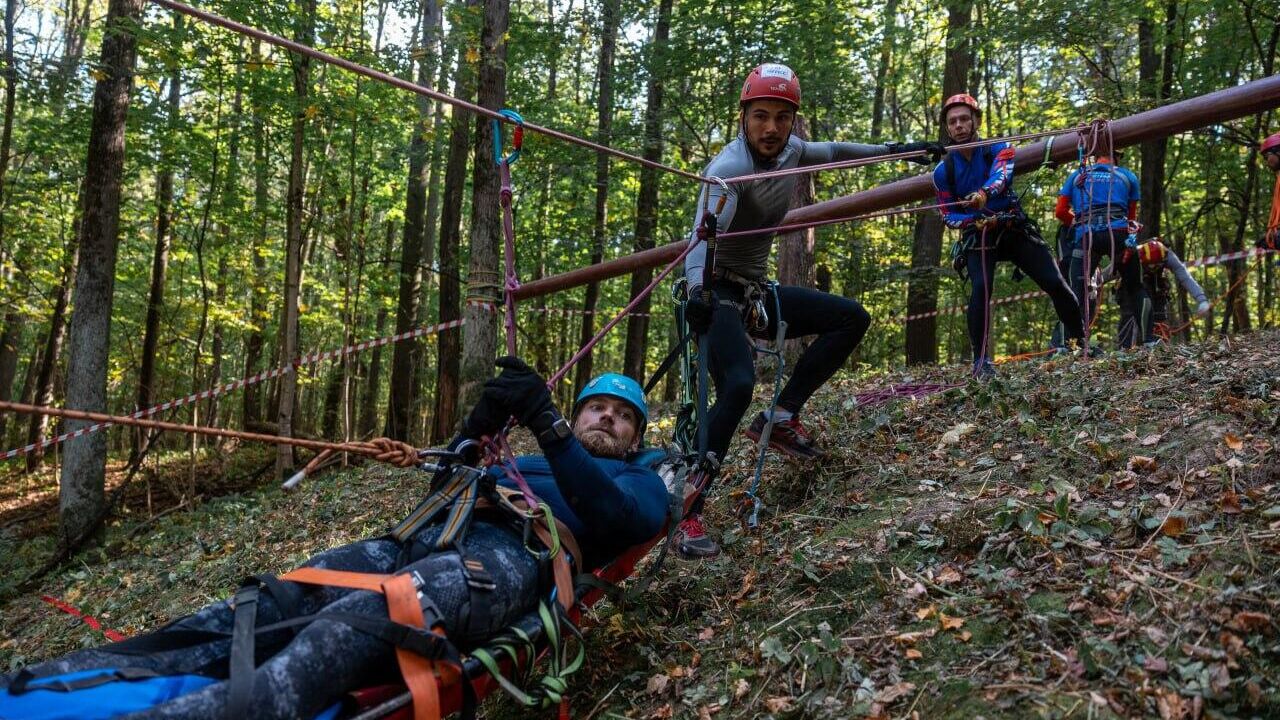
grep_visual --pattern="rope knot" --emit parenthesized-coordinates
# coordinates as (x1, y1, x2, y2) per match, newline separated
(360, 437, 421, 468)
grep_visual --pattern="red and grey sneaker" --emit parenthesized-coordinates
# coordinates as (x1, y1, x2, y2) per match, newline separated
(675, 514, 721, 559)
(745, 412, 825, 460)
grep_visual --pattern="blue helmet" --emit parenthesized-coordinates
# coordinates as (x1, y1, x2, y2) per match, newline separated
(574, 373, 648, 437)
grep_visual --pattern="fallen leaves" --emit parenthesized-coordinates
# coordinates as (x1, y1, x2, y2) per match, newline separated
(939, 612, 966, 631)
(938, 422, 975, 447)
(873, 681, 916, 705)
(1154, 689, 1203, 720)
(1227, 611, 1272, 635)
(1158, 516, 1187, 537)
(763, 696, 793, 713)
(1224, 433, 1244, 451)
(730, 570, 756, 603)
(1128, 455, 1158, 472)
(1219, 490, 1243, 515)
(645, 673, 669, 695)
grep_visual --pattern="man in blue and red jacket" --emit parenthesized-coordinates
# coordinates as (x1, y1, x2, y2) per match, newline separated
(1055, 149, 1145, 347)
(932, 93, 1084, 377)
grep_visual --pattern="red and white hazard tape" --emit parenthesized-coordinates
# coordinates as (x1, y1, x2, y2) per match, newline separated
(0, 317, 467, 461)
(467, 299, 652, 318)
(895, 247, 1273, 324)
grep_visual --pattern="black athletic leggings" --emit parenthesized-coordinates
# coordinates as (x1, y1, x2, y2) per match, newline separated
(964, 219, 1083, 362)
(1069, 227, 1146, 348)
(1, 523, 539, 720)
(692, 280, 870, 512)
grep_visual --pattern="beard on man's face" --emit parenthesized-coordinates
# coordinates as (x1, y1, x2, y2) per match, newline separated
(576, 426, 631, 459)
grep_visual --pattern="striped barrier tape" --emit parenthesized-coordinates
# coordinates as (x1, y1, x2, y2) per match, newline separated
(895, 247, 1273, 324)
(0, 317, 467, 461)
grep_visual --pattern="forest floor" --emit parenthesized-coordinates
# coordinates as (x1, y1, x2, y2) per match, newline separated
(2, 330, 1278, 719)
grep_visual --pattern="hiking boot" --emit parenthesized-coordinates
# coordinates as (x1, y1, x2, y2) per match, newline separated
(675, 514, 721, 559)
(745, 412, 825, 460)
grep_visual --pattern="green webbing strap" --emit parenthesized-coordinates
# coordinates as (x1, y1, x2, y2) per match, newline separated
(1042, 134, 1056, 169)
(388, 466, 475, 544)
(469, 601, 585, 709)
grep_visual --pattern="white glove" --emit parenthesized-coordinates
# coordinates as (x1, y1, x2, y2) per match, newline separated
(1196, 300, 1210, 315)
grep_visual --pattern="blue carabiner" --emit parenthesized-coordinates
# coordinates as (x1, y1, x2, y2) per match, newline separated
(491, 108, 525, 167)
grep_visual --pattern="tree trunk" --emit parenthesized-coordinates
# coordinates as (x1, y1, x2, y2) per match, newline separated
(869, 0, 899, 143)
(26, 231, 79, 470)
(58, 0, 145, 545)
(133, 13, 182, 461)
(50, 0, 91, 116)
(385, 0, 440, 440)
(430, 0, 480, 443)
(1138, 2, 1177, 238)
(622, 0, 671, 383)
(0, 0, 21, 442)
(1223, 14, 1277, 334)
(244, 38, 270, 427)
(276, 0, 316, 479)
(905, 0, 972, 365)
(459, 0, 508, 413)
(530, 0, 566, 379)
(10, 344, 40, 445)
(574, 0, 619, 394)
(411, 34, 451, 439)
(775, 117, 816, 369)
(208, 44, 243, 435)
(360, 220, 396, 438)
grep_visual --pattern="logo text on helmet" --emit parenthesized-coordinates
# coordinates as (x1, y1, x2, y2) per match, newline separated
(758, 64, 792, 80)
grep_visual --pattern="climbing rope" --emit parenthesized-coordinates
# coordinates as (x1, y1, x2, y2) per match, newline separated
(0, 401, 423, 468)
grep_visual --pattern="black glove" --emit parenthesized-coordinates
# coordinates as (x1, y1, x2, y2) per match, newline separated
(887, 140, 946, 165)
(685, 286, 717, 334)
(460, 388, 509, 440)
(485, 356, 560, 436)
(1257, 229, 1278, 251)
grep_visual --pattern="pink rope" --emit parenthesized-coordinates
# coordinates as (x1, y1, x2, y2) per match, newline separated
(499, 160, 519, 356)
(853, 382, 964, 409)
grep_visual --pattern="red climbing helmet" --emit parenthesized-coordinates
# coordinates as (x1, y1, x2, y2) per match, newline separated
(1261, 131, 1280, 155)
(941, 93, 981, 121)
(1138, 240, 1168, 266)
(740, 63, 801, 110)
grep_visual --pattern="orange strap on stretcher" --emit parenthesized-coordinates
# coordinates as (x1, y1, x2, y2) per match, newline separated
(281, 567, 455, 720)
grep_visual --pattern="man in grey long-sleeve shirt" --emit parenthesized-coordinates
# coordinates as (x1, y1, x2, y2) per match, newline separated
(675, 63, 943, 559)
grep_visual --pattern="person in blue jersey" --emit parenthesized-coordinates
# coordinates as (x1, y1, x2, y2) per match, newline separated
(1054, 147, 1146, 347)
(932, 93, 1085, 377)
(0, 358, 667, 720)
(678, 62, 944, 560)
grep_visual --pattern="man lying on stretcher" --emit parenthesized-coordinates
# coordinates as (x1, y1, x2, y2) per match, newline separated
(0, 357, 668, 720)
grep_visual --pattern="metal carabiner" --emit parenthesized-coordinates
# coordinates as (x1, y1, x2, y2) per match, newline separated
(491, 108, 525, 167)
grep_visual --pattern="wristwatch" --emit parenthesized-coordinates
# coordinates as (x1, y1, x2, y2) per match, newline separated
(534, 412, 572, 445)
